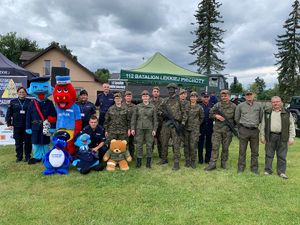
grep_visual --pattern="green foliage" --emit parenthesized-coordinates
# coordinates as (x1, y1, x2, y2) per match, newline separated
(275, 0, 300, 102)
(95, 68, 110, 83)
(189, 0, 226, 75)
(250, 77, 266, 100)
(0, 32, 40, 65)
(1, 139, 300, 225)
(48, 41, 77, 61)
(229, 76, 243, 94)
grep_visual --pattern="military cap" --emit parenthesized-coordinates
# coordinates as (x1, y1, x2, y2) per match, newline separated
(244, 89, 253, 95)
(29, 76, 50, 84)
(166, 83, 178, 89)
(125, 91, 132, 96)
(114, 92, 122, 98)
(179, 88, 187, 95)
(152, 86, 160, 91)
(79, 89, 88, 96)
(190, 91, 198, 97)
(53, 130, 71, 142)
(141, 90, 149, 96)
(201, 92, 210, 97)
(220, 89, 230, 95)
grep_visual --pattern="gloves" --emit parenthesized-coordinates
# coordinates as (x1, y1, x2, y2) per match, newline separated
(49, 128, 56, 133)
(25, 129, 32, 134)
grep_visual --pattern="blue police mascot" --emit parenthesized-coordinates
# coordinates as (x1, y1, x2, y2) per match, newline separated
(42, 131, 72, 175)
(73, 132, 104, 174)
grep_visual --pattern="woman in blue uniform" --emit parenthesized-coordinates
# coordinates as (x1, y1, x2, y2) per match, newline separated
(5, 87, 32, 162)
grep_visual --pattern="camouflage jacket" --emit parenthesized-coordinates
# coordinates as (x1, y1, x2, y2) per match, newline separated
(158, 95, 187, 124)
(131, 103, 158, 131)
(150, 97, 163, 123)
(104, 105, 130, 134)
(185, 104, 204, 131)
(209, 101, 236, 131)
(122, 102, 136, 122)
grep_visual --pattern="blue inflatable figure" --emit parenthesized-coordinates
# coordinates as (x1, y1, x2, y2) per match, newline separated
(73, 132, 104, 174)
(26, 77, 57, 164)
(42, 131, 72, 175)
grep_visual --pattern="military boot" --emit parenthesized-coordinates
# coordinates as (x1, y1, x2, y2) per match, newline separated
(146, 157, 152, 168)
(221, 161, 227, 169)
(157, 158, 168, 165)
(184, 160, 190, 167)
(190, 160, 196, 169)
(205, 162, 216, 171)
(172, 162, 180, 171)
(136, 158, 142, 168)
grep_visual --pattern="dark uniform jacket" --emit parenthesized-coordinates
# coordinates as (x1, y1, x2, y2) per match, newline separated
(95, 92, 114, 114)
(6, 98, 31, 128)
(26, 99, 56, 144)
(76, 101, 96, 128)
(200, 102, 214, 133)
(82, 125, 106, 149)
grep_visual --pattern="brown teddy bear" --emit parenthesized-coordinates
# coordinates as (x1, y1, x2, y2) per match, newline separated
(103, 139, 132, 171)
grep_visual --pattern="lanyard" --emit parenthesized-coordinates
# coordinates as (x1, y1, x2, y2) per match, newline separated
(18, 98, 25, 110)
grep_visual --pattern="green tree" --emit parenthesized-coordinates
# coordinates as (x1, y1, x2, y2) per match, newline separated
(189, 0, 226, 75)
(95, 68, 110, 83)
(0, 32, 40, 65)
(275, 0, 300, 101)
(230, 76, 243, 94)
(49, 41, 77, 61)
(250, 76, 266, 100)
(264, 84, 280, 100)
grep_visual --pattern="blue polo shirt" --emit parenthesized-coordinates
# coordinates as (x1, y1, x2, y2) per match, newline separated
(56, 104, 81, 130)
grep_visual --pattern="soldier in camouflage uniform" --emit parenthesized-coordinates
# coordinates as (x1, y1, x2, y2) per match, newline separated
(150, 86, 163, 158)
(184, 92, 204, 169)
(157, 83, 187, 171)
(123, 91, 136, 158)
(179, 88, 190, 145)
(131, 90, 158, 168)
(205, 89, 236, 171)
(104, 93, 131, 144)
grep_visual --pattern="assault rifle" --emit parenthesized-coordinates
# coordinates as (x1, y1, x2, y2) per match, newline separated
(214, 108, 239, 138)
(161, 104, 184, 136)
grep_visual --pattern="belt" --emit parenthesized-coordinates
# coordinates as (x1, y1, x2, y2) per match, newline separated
(270, 132, 281, 135)
(240, 124, 257, 130)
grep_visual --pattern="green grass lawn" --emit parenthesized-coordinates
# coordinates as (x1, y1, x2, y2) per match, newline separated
(0, 138, 300, 225)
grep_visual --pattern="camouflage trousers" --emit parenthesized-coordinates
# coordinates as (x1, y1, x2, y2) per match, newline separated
(210, 129, 233, 163)
(107, 132, 128, 145)
(160, 122, 181, 162)
(135, 129, 154, 158)
(152, 123, 162, 158)
(184, 130, 199, 163)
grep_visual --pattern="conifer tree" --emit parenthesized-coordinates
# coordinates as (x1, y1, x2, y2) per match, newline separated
(189, 0, 226, 75)
(275, 0, 300, 101)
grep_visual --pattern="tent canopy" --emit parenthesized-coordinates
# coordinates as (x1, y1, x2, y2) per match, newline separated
(120, 52, 208, 87)
(0, 53, 38, 79)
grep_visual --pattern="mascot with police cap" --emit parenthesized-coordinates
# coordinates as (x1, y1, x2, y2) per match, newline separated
(53, 75, 82, 157)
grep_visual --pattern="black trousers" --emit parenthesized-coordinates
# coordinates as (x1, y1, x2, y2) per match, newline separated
(13, 128, 32, 160)
(198, 131, 212, 163)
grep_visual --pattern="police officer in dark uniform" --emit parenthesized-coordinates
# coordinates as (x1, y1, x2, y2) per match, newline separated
(198, 92, 214, 164)
(82, 115, 107, 161)
(76, 89, 96, 128)
(95, 83, 114, 126)
(5, 87, 32, 162)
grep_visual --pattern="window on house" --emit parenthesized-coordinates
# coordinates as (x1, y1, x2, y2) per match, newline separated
(60, 60, 66, 68)
(44, 60, 51, 75)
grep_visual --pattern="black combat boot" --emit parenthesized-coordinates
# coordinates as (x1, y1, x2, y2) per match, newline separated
(184, 160, 190, 167)
(146, 157, 152, 168)
(172, 162, 180, 171)
(136, 158, 142, 168)
(157, 158, 168, 165)
(205, 162, 216, 171)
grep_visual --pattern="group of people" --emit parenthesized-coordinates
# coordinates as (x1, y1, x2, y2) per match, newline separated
(6, 82, 296, 179)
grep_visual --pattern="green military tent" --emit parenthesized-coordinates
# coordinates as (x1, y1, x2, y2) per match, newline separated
(120, 52, 208, 87)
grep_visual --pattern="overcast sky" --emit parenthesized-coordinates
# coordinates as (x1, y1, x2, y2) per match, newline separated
(0, 0, 295, 88)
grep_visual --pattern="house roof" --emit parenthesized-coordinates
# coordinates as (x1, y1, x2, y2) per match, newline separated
(20, 51, 38, 61)
(22, 43, 101, 83)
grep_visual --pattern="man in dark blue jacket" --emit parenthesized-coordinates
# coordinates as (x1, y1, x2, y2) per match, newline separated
(95, 83, 114, 126)
(76, 90, 96, 128)
(198, 92, 214, 164)
(6, 87, 32, 162)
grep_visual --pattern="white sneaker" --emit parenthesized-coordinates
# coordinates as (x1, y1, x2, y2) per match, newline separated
(264, 171, 271, 176)
(279, 173, 288, 179)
